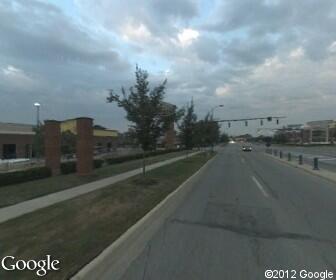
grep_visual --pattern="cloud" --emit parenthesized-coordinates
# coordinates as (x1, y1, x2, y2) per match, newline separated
(76, 0, 199, 37)
(1, 65, 38, 90)
(215, 85, 231, 97)
(0, 0, 131, 129)
(328, 41, 336, 54)
(176, 28, 200, 47)
(289, 47, 305, 59)
(2, 0, 336, 135)
(121, 22, 152, 42)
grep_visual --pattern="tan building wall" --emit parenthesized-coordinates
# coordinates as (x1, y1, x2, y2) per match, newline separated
(60, 119, 119, 154)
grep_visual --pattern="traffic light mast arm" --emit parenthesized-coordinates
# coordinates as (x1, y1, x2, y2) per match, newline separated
(216, 116, 286, 122)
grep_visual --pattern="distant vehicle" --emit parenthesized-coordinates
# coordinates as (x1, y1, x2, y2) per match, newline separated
(229, 140, 235, 144)
(242, 145, 252, 152)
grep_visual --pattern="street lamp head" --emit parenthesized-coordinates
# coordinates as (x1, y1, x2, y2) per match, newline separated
(34, 102, 41, 107)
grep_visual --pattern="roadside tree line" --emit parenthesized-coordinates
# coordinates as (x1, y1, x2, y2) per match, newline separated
(33, 66, 228, 157)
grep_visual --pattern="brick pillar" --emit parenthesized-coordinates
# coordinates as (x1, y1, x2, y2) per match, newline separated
(165, 122, 175, 149)
(76, 117, 93, 176)
(44, 120, 61, 176)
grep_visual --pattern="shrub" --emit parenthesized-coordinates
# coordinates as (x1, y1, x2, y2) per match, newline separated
(61, 159, 104, 175)
(105, 148, 181, 165)
(0, 166, 52, 187)
(106, 154, 142, 165)
(93, 159, 104, 169)
(60, 161, 76, 174)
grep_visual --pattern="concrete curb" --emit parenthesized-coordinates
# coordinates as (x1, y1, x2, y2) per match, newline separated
(71, 153, 216, 280)
(264, 153, 336, 184)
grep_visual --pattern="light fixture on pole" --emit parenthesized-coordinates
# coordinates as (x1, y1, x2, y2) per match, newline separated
(210, 104, 224, 117)
(34, 102, 41, 127)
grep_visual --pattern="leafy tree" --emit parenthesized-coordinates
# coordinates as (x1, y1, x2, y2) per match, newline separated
(107, 66, 171, 151)
(178, 100, 197, 149)
(61, 131, 76, 155)
(194, 113, 220, 147)
(33, 125, 44, 158)
(191, 113, 221, 148)
(119, 128, 138, 147)
(204, 113, 220, 147)
(93, 125, 107, 130)
(220, 132, 229, 143)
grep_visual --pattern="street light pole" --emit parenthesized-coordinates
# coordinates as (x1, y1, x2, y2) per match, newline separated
(210, 104, 224, 117)
(34, 102, 41, 127)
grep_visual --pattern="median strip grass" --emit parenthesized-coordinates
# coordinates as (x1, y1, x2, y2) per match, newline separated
(0, 152, 214, 280)
(0, 150, 188, 208)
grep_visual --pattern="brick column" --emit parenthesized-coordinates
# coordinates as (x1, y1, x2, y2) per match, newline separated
(76, 117, 93, 176)
(44, 120, 61, 176)
(165, 122, 175, 149)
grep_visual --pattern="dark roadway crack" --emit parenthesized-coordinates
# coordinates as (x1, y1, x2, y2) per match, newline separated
(169, 218, 336, 246)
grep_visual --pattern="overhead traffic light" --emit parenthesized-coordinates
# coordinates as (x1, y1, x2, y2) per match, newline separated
(267, 117, 272, 122)
(260, 119, 263, 126)
(228, 122, 231, 128)
(245, 121, 248, 126)
(276, 119, 279, 125)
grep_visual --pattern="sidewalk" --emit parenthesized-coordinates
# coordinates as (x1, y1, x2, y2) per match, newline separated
(265, 152, 336, 184)
(0, 152, 199, 224)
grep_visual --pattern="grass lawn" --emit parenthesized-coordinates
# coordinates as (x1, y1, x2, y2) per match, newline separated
(0, 152, 214, 280)
(0, 150, 189, 208)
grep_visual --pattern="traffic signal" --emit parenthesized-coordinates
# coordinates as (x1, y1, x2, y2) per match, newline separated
(260, 119, 263, 126)
(228, 122, 231, 128)
(245, 121, 248, 126)
(276, 119, 279, 125)
(267, 117, 272, 122)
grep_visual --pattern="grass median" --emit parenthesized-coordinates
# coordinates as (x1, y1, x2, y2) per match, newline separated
(0, 150, 189, 208)
(0, 152, 214, 280)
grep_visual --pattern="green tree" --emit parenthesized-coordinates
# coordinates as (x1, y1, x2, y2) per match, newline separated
(205, 113, 220, 147)
(33, 125, 44, 158)
(192, 113, 220, 148)
(107, 66, 170, 151)
(178, 100, 197, 149)
(61, 131, 76, 155)
(219, 132, 229, 143)
(193, 120, 206, 148)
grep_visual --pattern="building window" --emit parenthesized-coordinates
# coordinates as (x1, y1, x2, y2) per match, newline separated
(312, 129, 327, 143)
(3, 144, 16, 159)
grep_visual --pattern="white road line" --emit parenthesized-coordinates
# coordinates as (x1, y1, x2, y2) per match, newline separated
(241, 158, 245, 164)
(252, 176, 269, 198)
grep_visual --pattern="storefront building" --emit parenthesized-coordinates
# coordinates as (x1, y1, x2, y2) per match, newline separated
(0, 122, 34, 159)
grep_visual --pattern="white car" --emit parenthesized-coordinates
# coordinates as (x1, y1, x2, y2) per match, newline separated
(242, 145, 252, 152)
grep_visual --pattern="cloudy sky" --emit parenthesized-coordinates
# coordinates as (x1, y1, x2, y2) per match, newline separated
(1, 0, 336, 135)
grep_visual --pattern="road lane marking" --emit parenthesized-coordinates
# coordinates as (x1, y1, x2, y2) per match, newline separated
(241, 157, 245, 164)
(252, 176, 269, 198)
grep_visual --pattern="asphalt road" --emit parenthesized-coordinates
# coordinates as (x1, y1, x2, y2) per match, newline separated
(121, 144, 336, 280)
